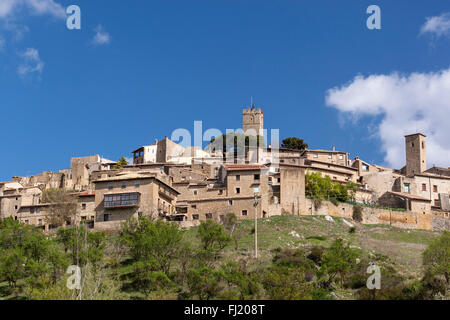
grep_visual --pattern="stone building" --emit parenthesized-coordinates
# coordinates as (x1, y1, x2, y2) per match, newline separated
(279, 164, 306, 215)
(92, 172, 180, 230)
(0, 184, 42, 220)
(303, 148, 350, 167)
(69, 155, 116, 191)
(171, 163, 271, 222)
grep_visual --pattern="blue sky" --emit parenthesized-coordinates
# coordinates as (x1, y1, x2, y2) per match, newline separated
(0, 0, 449, 181)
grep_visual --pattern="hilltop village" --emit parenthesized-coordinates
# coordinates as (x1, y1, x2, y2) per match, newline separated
(0, 106, 449, 232)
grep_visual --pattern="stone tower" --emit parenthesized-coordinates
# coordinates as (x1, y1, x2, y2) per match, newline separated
(405, 133, 427, 177)
(242, 104, 264, 136)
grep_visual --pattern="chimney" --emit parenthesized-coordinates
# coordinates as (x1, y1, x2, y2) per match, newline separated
(332, 146, 336, 152)
(155, 138, 158, 144)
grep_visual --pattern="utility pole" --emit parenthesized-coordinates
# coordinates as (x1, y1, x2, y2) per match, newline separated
(253, 186, 260, 259)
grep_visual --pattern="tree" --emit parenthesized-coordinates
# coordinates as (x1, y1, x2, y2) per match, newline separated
(206, 132, 266, 155)
(262, 266, 313, 300)
(281, 137, 308, 151)
(186, 265, 223, 300)
(220, 261, 261, 300)
(0, 218, 68, 295)
(346, 182, 359, 202)
(198, 219, 232, 253)
(222, 213, 244, 250)
(114, 156, 128, 169)
(423, 231, 450, 284)
(42, 188, 78, 227)
(319, 239, 359, 287)
(120, 216, 182, 275)
(305, 172, 349, 203)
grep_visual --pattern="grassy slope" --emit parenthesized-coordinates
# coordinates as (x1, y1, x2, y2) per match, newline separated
(1, 215, 442, 300)
(183, 215, 441, 278)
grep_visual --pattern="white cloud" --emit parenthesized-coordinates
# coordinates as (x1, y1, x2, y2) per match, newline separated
(17, 47, 44, 75)
(92, 25, 111, 46)
(420, 12, 450, 38)
(0, 0, 65, 19)
(325, 69, 450, 169)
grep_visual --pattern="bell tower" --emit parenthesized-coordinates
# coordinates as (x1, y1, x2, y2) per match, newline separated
(405, 133, 426, 177)
(242, 104, 264, 136)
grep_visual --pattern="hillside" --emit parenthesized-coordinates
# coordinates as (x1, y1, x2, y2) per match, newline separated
(184, 215, 441, 282)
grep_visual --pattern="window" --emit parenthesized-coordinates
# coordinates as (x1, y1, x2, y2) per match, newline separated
(135, 181, 140, 188)
(121, 182, 126, 189)
(25, 220, 29, 224)
(313, 154, 318, 158)
(433, 185, 438, 193)
(328, 154, 332, 159)
(82, 203, 86, 210)
(411, 142, 415, 148)
(14, 205, 18, 210)
(218, 190, 223, 195)
(339, 155, 344, 160)
(362, 164, 369, 172)
(235, 187, 240, 194)
(254, 174, 260, 181)
(191, 204, 197, 209)
(220, 215, 225, 222)
(404, 184, 410, 193)
(434, 199, 440, 207)
(36, 208, 40, 213)
(30, 208, 35, 214)
(193, 190, 198, 195)
(104, 214, 110, 222)
(236, 175, 240, 181)
(422, 184, 427, 191)
(205, 213, 212, 219)
(38, 219, 42, 225)
(108, 183, 113, 190)
(104, 193, 139, 207)
(277, 178, 281, 183)
(192, 214, 199, 220)
(228, 200, 233, 206)
(422, 142, 425, 149)
(241, 210, 248, 216)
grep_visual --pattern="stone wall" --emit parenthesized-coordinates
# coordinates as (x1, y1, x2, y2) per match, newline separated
(304, 198, 436, 230)
(431, 211, 450, 231)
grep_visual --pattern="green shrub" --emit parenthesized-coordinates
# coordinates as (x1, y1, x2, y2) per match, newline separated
(307, 246, 325, 265)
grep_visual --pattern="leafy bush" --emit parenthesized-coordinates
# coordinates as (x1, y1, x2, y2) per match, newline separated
(307, 246, 325, 265)
(262, 266, 313, 300)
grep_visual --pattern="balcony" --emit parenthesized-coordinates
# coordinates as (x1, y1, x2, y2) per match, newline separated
(104, 193, 139, 208)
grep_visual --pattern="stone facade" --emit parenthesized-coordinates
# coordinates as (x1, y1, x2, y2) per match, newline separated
(93, 173, 180, 225)
(405, 133, 427, 177)
(242, 105, 264, 137)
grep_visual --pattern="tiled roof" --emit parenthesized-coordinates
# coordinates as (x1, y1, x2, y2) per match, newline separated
(223, 164, 266, 171)
(387, 191, 430, 202)
(78, 191, 95, 197)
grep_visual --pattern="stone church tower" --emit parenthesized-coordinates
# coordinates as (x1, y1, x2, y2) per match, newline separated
(242, 104, 264, 136)
(405, 133, 427, 177)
